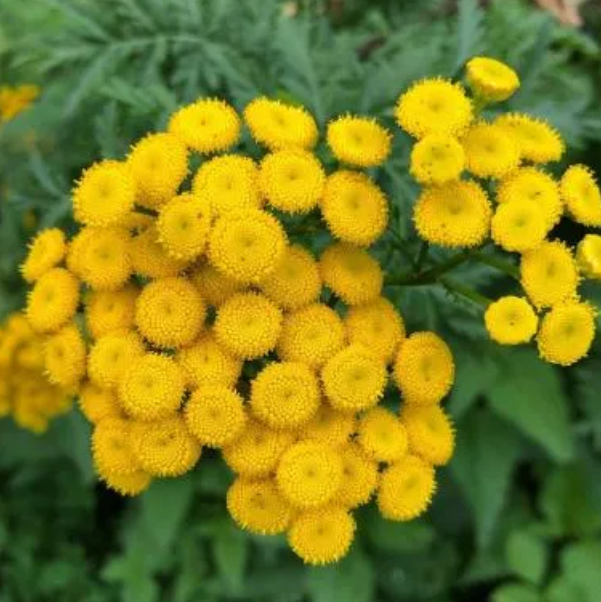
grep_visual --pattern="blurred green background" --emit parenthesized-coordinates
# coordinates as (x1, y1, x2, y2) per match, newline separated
(1, 1, 601, 601)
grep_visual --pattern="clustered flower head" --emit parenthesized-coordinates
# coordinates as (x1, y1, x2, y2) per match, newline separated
(398, 56, 598, 366)
(0, 84, 39, 124)
(0, 312, 72, 433)
(21, 93, 457, 565)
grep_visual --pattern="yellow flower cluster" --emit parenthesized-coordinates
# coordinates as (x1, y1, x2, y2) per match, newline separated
(0, 84, 39, 123)
(0, 312, 71, 433)
(21, 95, 456, 565)
(398, 56, 598, 366)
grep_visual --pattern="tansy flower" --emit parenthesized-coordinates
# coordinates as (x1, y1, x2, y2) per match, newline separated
(413, 180, 492, 248)
(209, 209, 287, 284)
(127, 132, 189, 209)
(244, 97, 318, 150)
(520, 241, 579, 308)
(358, 406, 408, 463)
(185, 385, 247, 447)
(395, 78, 473, 139)
(192, 154, 261, 216)
(190, 263, 245, 307)
(135, 277, 206, 349)
(491, 201, 548, 253)
(259, 245, 321, 311)
(321, 170, 389, 247)
(227, 477, 293, 535)
(299, 404, 356, 447)
(334, 443, 378, 509)
(156, 193, 211, 262)
(288, 506, 355, 565)
(168, 98, 240, 153)
(345, 298, 405, 364)
(85, 285, 139, 340)
(214, 292, 283, 360)
(319, 243, 383, 305)
(394, 331, 455, 406)
(560, 164, 601, 227)
(401, 405, 455, 466)
(78, 382, 123, 424)
(276, 441, 343, 508)
(484, 296, 538, 345)
(537, 300, 596, 366)
(259, 149, 325, 214)
(44, 324, 87, 390)
(131, 415, 202, 477)
(462, 122, 520, 178)
(410, 134, 465, 185)
(130, 225, 188, 279)
(251, 362, 320, 429)
(223, 419, 294, 478)
(73, 160, 136, 227)
(177, 331, 242, 390)
(0, 84, 39, 122)
(326, 115, 391, 168)
(65, 227, 96, 279)
(26, 267, 80, 334)
(496, 113, 564, 164)
(322, 345, 387, 412)
(377, 455, 436, 521)
(465, 57, 520, 102)
(577, 234, 601, 279)
(92, 418, 140, 477)
(118, 353, 185, 421)
(21, 228, 66, 283)
(99, 469, 152, 497)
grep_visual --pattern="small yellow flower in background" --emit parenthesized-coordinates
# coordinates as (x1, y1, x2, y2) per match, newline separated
(484, 296, 538, 345)
(577, 234, 601, 279)
(465, 57, 520, 102)
(20, 228, 67, 284)
(0, 84, 39, 123)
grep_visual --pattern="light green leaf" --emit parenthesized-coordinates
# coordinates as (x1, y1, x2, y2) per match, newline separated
(505, 530, 548, 585)
(492, 583, 542, 602)
(454, 0, 484, 72)
(212, 519, 249, 595)
(558, 541, 601, 602)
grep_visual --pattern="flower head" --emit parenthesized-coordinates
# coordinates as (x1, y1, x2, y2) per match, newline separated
(85, 285, 138, 339)
(491, 201, 549, 253)
(410, 134, 465, 185)
(484, 296, 538, 345)
(560, 164, 601, 227)
(577, 234, 601, 279)
(130, 225, 188, 279)
(462, 122, 520, 178)
(79, 382, 123, 424)
(44, 324, 87, 390)
(190, 263, 245, 307)
(334, 443, 378, 509)
(299, 404, 356, 447)
(327, 115, 391, 167)
(466, 57, 520, 102)
(21, 228, 66, 283)
(401, 405, 455, 466)
(358, 406, 408, 463)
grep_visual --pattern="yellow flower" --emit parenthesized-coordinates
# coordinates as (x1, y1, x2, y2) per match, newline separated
(44, 324, 87, 390)
(227, 477, 293, 535)
(131, 415, 202, 477)
(209, 209, 287, 284)
(358, 406, 408, 463)
(99, 469, 152, 497)
(244, 97, 318, 150)
(26, 268, 80, 334)
(465, 57, 520, 102)
(560, 164, 601, 226)
(334, 443, 378, 509)
(326, 115, 391, 167)
(496, 113, 564, 164)
(185, 385, 247, 447)
(462, 122, 520, 178)
(484, 296, 538, 345)
(410, 134, 465, 185)
(394, 331, 455, 406)
(299, 404, 356, 447)
(321, 170, 388, 247)
(577, 234, 601, 279)
(168, 98, 240, 153)
(520, 241, 579, 308)
(413, 180, 491, 248)
(92, 418, 140, 477)
(319, 243, 383, 305)
(85, 285, 139, 340)
(156, 193, 211, 262)
(491, 201, 548, 253)
(130, 225, 188, 279)
(276, 441, 343, 508)
(127, 132, 189, 209)
(135, 277, 206, 349)
(177, 331, 242, 390)
(0, 84, 39, 122)
(223, 419, 294, 478)
(322, 345, 387, 412)
(345, 297, 405, 364)
(259, 244, 321, 311)
(214, 292, 283, 360)
(78, 382, 123, 424)
(251, 362, 320, 429)
(401, 405, 455, 466)
(537, 300, 596, 366)
(288, 506, 355, 565)
(21, 228, 66, 283)
(192, 154, 261, 216)
(259, 149, 325, 214)
(73, 160, 135, 227)
(395, 78, 473, 139)
(190, 263, 245, 307)
(377, 455, 436, 521)
(497, 167, 562, 230)
(118, 353, 185, 421)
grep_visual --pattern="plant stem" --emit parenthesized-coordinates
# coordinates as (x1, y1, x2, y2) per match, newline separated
(414, 241, 429, 271)
(440, 277, 491, 308)
(471, 252, 520, 280)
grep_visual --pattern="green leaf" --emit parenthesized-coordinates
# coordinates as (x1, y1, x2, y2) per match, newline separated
(211, 519, 249, 595)
(487, 349, 574, 463)
(505, 530, 548, 585)
(492, 583, 542, 602)
(51, 412, 94, 484)
(454, 0, 484, 72)
(545, 577, 583, 602)
(558, 541, 601, 602)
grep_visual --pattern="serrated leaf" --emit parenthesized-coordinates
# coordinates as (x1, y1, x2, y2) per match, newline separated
(505, 530, 548, 585)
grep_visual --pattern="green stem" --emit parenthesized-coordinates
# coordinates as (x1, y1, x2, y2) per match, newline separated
(440, 277, 491, 308)
(386, 250, 471, 286)
(471, 252, 520, 280)
(414, 241, 430, 272)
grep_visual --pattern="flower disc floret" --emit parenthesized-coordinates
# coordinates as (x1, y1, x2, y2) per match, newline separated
(358, 407, 408, 463)
(484, 296, 538, 345)
(21, 228, 66, 283)
(92, 418, 140, 477)
(130, 225, 188, 279)
(410, 134, 465, 185)
(462, 122, 520, 178)
(79, 382, 123, 424)
(85, 285, 138, 339)
(190, 264, 245, 307)
(491, 201, 548, 253)
(299, 404, 356, 447)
